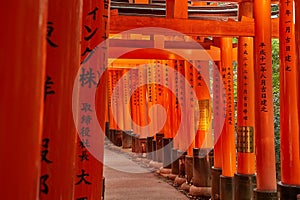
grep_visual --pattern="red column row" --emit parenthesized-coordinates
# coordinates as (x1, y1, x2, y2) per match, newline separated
(0, 1, 109, 199)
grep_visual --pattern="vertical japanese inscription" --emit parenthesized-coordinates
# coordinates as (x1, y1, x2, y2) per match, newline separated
(242, 43, 249, 121)
(258, 42, 268, 112)
(40, 138, 52, 195)
(282, 0, 294, 72)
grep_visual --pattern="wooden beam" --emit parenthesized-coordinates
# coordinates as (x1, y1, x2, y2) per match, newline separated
(108, 47, 221, 60)
(109, 39, 214, 49)
(134, 0, 149, 4)
(109, 15, 279, 38)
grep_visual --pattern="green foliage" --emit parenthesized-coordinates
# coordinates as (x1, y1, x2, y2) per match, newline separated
(271, 39, 281, 180)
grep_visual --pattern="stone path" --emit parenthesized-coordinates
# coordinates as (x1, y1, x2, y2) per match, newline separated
(103, 144, 189, 200)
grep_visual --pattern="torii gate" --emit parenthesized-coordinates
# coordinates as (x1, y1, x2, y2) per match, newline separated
(0, 0, 300, 200)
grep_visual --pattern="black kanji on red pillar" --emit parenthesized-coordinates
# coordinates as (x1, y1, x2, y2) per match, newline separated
(75, 169, 92, 185)
(79, 150, 89, 162)
(80, 67, 97, 88)
(84, 25, 98, 41)
(41, 138, 52, 164)
(88, 7, 99, 20)
(47, 21, 58, 48)
(44, 76, 55, 101)
(40, 174, 49, 194)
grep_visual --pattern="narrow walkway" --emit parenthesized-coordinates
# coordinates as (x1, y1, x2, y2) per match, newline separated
(103, 143, 188, 200)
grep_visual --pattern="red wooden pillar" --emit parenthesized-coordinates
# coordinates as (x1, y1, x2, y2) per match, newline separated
(74, 0, 110, 199)
(219, 37, 236, 200)
(177, 60, 187, 152)
(131, 68, 140, 136)
(40, 0, 82, 199)
(235, 2, 256, 199)
(0, 1, 47, 199)
(172, 60, 180, 150)
(162, 61, 173, 139)
(296, 0, 300, 163)
(108, 70, 115, 131)
(194, 60, 211, 149)
(253, 0, 277, 198)
(138, 66, 149, 138)
(115, 69, 125, 131)
(123, 68, 132, 132)
(110, 70, 118, 131)
(211, 61, 223, 199)
(212, 61, 223, 169)
(278, 0, 300, 197)
(185, 61, 196, 156)
(184, 61, 196, 184)
(156, 61, 165, 136)
(147, 63, 157, 136)
(109, 68, 124, 133)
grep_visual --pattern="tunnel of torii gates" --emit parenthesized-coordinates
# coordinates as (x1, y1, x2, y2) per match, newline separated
(1, 0, 300, 199)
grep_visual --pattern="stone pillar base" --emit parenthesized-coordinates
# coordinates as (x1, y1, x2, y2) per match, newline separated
(151, 140, 157, 161)
(146, 136, 154, 159)
(115, 130, 122, 147)
(234, 173, 256, 200)
(122, 130, 132, 148)
(177, 150, 187, 178)
(174, 176, 186, 186)
(278, 181, 300, 200)
(211, 167, 222, 200)
(185, 155, 193, 184)
(138, 138, 147, 157)
(156, 133, 164, 162)
(171, 148, 179, 175)
(180, 182, 191, 192)
(193, 148, 212, 187)
(189, 185, 211, 197)
(253, 189, 277, 200)
(220, 175, 234, 200)
(105, 122, 110, 137)
(162, 138, 172, 168)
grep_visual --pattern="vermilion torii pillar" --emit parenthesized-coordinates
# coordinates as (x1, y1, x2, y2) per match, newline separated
(171, 60, 180, 175)
(75, 0, 109, 198)
(193, 61, 211, 149)
(177, 60, 187, 153)
(115, 69, 125, 133)
(191, 60, 212, 190)
(74, 0, 110, 200)
(122, 68, 132, 134)
(235, 2, 256, 199)
(162, 61, 173, 139)
(219, 37, 237, 200)
(138, 66, 149, 139)
(0, 1, 47, 199)
(278, 0, 300, 198)
(296, 0, 300, 166)
(185, 61, 196, 157)
(211, 61, 223, 200)
(184, 61, 196, 184)
(40, 0, 82, 199)
(131, 68, 140, 140)
(253, 0, 277, 198)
